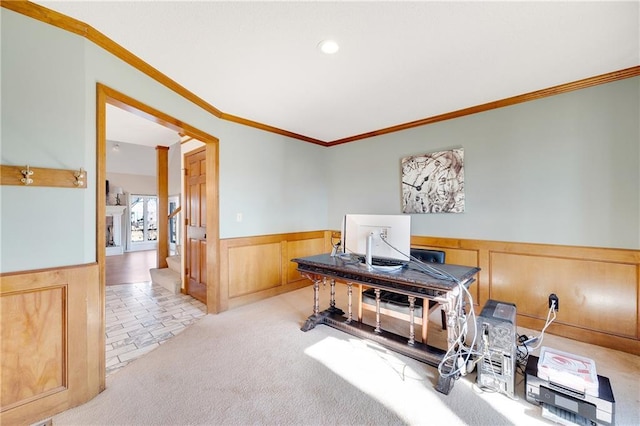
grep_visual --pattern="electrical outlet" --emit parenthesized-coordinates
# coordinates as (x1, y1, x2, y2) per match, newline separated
(380, 228, 388, 240)
(549, 293, 559, 311)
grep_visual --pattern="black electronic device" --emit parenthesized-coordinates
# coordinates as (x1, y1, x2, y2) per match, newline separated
(356, 255, 408, 268)
(525, 355, 615, 426)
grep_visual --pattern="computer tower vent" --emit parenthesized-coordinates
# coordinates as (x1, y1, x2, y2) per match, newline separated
(476, 299, 517, 399)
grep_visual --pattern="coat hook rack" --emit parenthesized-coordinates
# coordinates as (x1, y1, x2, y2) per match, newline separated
(1, 164, 88, 189)
(74, 167, 85, 187)
(20, 165, 34, 185)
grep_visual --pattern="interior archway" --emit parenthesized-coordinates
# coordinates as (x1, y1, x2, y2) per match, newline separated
(96, 83, 221, 388)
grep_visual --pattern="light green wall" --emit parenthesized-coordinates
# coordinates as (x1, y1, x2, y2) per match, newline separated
(326, 77, 640, 249)
(1, 8, 93, 271)
(0, 9, 328, 273)
(1, 8, 637, 274)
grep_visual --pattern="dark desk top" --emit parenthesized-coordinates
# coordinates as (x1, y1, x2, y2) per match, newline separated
(292, 253, 480, 297)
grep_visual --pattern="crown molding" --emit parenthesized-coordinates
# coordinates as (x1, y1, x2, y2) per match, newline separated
(328, 65, 640, 146)
(3, 1, 639, 147)
(2, 0, 324, 145)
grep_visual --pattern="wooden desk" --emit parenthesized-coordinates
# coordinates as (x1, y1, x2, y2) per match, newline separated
(292, 253, 480, 395)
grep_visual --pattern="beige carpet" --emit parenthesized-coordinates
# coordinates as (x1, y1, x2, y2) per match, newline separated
(54, 285, 639, 425)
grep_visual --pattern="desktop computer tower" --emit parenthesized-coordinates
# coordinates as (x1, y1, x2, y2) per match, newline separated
(476, 299, 517, 399)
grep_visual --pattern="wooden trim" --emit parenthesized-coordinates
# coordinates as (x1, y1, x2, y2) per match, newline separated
(328, 66, 640, 146)
(156, 146, 169, 269)
(412, 236, 640, 264)
(0, 164, 87, 188)
(1, 0, 324, 146)
(0, 1, 222, 121)
(95, 85, 107, 392)
(180, 135, 194, 144)
(0, 262, 99, 278)
(98, 84, 191, 139)
(0, 263, 101, 425)
(205, 142, 221, 314)
(218, 230, 639, 355)
(3, 1, 637, 147)
(219, 112, 326, 146)
(168, 205, 181, 220)
(219, 231, 331, 311)
(637, 264, 640, 341)
(411, 235, 640, 355)
(96, 83, 221, 315)
(221, 231, 327, 248)
(360, 297, 435, 343)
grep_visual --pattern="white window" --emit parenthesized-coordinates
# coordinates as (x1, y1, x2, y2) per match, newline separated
(128, 195, 158, 251)
(169, 195, 180, 254)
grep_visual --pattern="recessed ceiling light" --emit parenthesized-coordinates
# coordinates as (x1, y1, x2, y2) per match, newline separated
(318, 39, 339, 54)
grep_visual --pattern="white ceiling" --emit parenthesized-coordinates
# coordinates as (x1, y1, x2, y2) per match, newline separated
(35, 1, 639, 145)
(106, 104, 181, 147)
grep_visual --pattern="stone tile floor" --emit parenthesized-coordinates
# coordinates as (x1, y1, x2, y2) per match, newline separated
(105, 282, 206, 375)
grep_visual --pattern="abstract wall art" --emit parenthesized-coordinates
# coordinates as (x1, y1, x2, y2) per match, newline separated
(401, 148, 465, 213)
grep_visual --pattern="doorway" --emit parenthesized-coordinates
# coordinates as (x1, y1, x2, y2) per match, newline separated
(129, 194, 159, 252)
(184, 147, 207, 303)
(97, 83, 221, 388)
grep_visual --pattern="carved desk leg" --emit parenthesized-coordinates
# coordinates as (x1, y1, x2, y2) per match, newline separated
(408, 296, 416, 345)
(301, 275, 324, 331)
(327, 278, 344, 316)
(374, 288, 382, 333)
(357, 284, 364, 322)
(346, 283, 353, 323)
(316, 277, 323, 315)
(421, 298, 429, 343)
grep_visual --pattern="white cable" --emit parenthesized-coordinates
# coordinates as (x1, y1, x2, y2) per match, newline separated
(373, 238, 480, 379)
(437, 280, 480, 378)
(380, 238, 457, 282)
(527, 302, 557, 351)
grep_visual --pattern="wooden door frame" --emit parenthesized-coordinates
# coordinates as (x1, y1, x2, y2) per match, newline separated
(97, 84, 221, 384)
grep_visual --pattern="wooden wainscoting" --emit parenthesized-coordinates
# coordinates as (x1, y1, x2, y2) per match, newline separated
(219, 231, 332, 311)
(412, 236, 640, 355)
(0, 263, 102, 425)
(218, 231, 638, 354)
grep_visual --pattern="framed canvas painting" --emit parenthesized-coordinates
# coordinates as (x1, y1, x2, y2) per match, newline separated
(401, 148, 465, 213)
